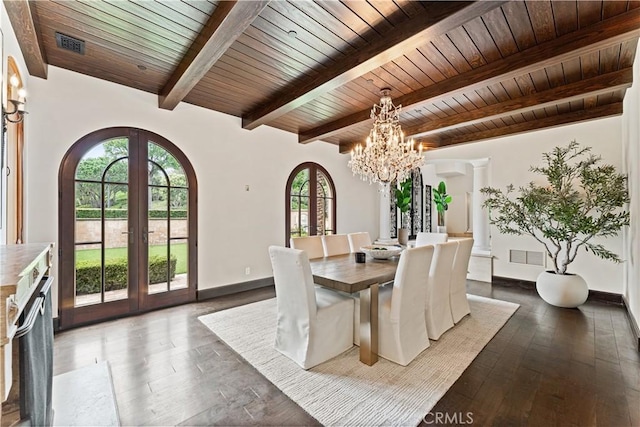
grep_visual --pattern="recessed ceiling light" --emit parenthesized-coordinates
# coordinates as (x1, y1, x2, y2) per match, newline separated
(288, 30, 297, 38)
(137, 64, 147, 71)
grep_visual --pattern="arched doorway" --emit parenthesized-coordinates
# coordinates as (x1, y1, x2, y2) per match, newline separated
(58, 127, 197, 328)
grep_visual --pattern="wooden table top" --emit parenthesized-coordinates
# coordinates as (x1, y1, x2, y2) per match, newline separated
(310, 253, 399, 294)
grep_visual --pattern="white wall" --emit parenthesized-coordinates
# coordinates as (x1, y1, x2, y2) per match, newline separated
(23, 66, 379, 304)
(424, 117, 625, 293)
(2, 5, 636, 311)
(0, 4, 30, 246)
(1, 1, 380, 318)
(622, 42, 640, 328)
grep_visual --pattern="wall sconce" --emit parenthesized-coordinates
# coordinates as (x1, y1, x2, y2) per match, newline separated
(4, 98, 27, 125)
(3, 75, 27, 127)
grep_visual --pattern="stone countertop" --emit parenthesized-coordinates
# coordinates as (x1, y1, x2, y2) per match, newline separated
(0, 243, 53, 289)
(0, 243, 54, 343)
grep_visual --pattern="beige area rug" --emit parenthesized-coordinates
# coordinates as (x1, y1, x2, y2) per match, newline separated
(198, 295, 519, 426)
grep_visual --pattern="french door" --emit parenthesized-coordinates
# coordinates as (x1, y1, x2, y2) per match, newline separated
(59, 128, 197, 329)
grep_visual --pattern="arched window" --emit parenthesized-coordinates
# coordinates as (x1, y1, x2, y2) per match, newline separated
(286, 162, 336, 244)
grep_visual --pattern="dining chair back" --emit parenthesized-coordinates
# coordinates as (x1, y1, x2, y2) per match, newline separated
(268, 246, 354, 369)
(321, 234, 350, 257)
(377, 245, 434, 366)
(415, 232, 448, 247)
(347, 232, 372, 253)
(425, 241, 457, 340)
(450, 238, 474, 323)
(290, 235, 324, 259)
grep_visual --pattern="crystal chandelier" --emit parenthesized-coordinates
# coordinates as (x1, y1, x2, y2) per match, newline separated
(348, 88, 424, 186)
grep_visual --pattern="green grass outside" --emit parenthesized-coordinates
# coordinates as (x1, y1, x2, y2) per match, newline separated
(76, 243, 188, 274)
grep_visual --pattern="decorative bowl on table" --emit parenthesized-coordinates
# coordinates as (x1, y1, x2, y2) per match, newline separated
(360, 245, 403, 260)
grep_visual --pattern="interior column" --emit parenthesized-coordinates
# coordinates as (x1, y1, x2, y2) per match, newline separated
(470, 158, 491, 253)
(379, 183, 391, 240)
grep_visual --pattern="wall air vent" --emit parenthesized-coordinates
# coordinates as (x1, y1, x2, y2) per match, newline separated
(55, 32, 85, 55)
(509, 249, 545, 267)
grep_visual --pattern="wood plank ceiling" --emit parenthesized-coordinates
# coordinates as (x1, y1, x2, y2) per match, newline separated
(6, 0, 640, 152)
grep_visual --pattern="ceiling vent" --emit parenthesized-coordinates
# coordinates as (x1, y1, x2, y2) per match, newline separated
(55, 32, 85, 55)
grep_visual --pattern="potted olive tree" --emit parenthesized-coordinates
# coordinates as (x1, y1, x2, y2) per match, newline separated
(433, 181, 451, 233)
(395, 178, 412, 246)
(481, 141, 629, 307)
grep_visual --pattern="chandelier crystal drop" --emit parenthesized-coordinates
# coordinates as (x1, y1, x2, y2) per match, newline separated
(348, 88, 424, 186)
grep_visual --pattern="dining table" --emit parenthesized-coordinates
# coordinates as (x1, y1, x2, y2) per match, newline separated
(309, 253, 400, 366)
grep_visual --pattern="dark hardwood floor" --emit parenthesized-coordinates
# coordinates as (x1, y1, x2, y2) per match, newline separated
(53, 281, 640, 426)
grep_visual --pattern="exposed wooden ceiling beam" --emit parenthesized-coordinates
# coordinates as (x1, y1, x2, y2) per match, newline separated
(305, 111, 376, 147)
(159, 0, 270, 110)
(436, 103, 623, 148)
(242, 1, 508, 131)
(405, 68, 633, 138)
(301, 7, 640, 145)
(4, 0, 48, 79)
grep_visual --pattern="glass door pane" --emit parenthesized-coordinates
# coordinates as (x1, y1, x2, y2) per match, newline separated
(170, 239, 188, 290)
(170, 184, 188, 291)
(146, 142, 188, 295)
(74, 139, 129, 306)
(148, 164, 169, 294)
(103, 179, 129, 303)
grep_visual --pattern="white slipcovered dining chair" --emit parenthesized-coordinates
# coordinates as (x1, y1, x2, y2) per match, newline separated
(450, 238, 474, 323)
(415, 232, 448, 247)
(290, 235, 324, 259)
(347, 232, 372, 253)
(377, 245, 434, 366)
(321, 234, 350, 257)
(425, 241, 458, 340)
(268, 246, 354, 369)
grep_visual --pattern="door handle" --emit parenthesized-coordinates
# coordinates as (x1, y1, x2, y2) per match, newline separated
(121, 228, 134, 244)
(142, 228, 154, 244)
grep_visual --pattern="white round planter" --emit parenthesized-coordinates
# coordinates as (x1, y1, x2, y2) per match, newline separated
(536, 271, 588, 308)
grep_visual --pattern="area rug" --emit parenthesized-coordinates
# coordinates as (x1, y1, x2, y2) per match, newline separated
(198, 294, 519, 426)
(52, 361, 120, 426)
